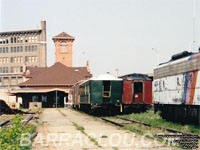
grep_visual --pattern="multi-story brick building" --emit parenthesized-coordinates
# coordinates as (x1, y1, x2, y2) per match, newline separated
(0, 21, 47, 106)
(0, 21, 47, 89)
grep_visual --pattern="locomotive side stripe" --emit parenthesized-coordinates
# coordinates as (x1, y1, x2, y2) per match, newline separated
(189, 71, 198, 105)
(184, 54, 200, 105)
(185, 72, 193, 104)
(183, 72, 189, 104)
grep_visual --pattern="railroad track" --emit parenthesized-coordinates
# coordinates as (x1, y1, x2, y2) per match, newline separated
(0, 114, 34, 128)
(101, 116, 200, 138)
(116, 117, 200, 136)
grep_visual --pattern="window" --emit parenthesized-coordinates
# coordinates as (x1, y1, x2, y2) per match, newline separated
(32, 46, 34, 51)
(35, 45, 37, 51)
(42, 96, 47, 102)
(6, 47, 8, 53)
(32, 96, 38, 102)
(14, 37, 16, 43)
(3, 47, 5, 53)
(17, 47, 19, 52)
(10, 57, 13, 63)
(20, 66, 23, 72)
(11, 47, 13, 53)
(28, 46, 31, 52)
(14, 47, 16, 53)
(32, 56, 35, 62)
(134, 82, 143, 93)
(20, 46, 23, 52)
(20, 57, 23, 62)
(14, 57, 17, 63)
(3, 58, 6, 63)
(10, 67, 14, 73)
(20, 37, 23, 43)
(17, 57, 20, 63)
(103, 81, 111, 97)
(25, 56, 28, 62)
(2, 67, 8, 73)
(61, 42, 67, 52)
(6, 39, 8, 44)
(28, 56, 31, 62)
(11, 37, 13, 43)
(0, 48, 2, 53)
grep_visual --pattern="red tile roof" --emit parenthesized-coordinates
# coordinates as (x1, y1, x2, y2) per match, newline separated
(24, 67, 47, 78)
(20, 62, 92, 87)
(52, 32, 75, 40)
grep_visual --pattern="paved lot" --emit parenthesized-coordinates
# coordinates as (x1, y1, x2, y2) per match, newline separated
(32, 108, 179, 150)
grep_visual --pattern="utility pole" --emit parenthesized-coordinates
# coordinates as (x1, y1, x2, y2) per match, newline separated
(56, 90, 57, 108)
(192, 0, 196, 51)
(152, 48, 160, 65)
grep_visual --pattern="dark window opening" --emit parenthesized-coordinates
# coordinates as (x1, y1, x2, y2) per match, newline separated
(134, 82, 143, 93)
(20, 66, 23, 72)
(10, 57, 13, 63)
(103, 81, 111, 97)
(14, 37, 16, 43)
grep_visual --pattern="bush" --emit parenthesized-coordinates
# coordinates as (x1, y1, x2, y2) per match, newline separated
(0, 114, 36, 150)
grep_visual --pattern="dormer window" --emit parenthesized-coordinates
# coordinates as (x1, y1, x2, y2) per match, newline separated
(61, 42, 67, 53)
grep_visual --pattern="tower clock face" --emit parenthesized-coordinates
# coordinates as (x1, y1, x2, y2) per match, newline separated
(60, 42, 67, 52)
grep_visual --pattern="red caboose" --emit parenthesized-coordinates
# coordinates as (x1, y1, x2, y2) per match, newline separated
(121, 73, 152, 112)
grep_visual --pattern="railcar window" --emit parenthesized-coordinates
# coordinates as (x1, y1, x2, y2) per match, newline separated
(103, 81, 111, 97)
(134, 82, 143, 93)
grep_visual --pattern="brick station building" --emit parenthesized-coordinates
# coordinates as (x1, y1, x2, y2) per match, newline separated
(11, 32, 92, 108)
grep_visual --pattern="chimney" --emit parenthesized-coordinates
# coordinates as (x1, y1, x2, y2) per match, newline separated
(86, 60, 90, 73)
(23, 62, 27, 73)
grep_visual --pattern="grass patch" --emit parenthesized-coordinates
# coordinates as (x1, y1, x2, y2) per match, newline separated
(73, 122, 85, 133)
(101, 135, 108, 138)
(119, 110, 200, 135)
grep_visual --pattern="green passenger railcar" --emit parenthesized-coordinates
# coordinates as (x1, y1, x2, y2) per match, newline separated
(77, 74, 123, 112)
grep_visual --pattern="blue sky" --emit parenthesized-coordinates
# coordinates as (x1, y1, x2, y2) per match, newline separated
(1, 0, 200, 76)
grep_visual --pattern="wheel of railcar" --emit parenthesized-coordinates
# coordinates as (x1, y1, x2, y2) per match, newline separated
(85, 104, 91, 113)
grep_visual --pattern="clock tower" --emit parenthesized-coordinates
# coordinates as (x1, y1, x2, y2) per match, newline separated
(52, 32, 75, 67)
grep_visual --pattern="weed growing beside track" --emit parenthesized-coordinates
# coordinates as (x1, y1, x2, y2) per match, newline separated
(0, 114, 36, 150)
